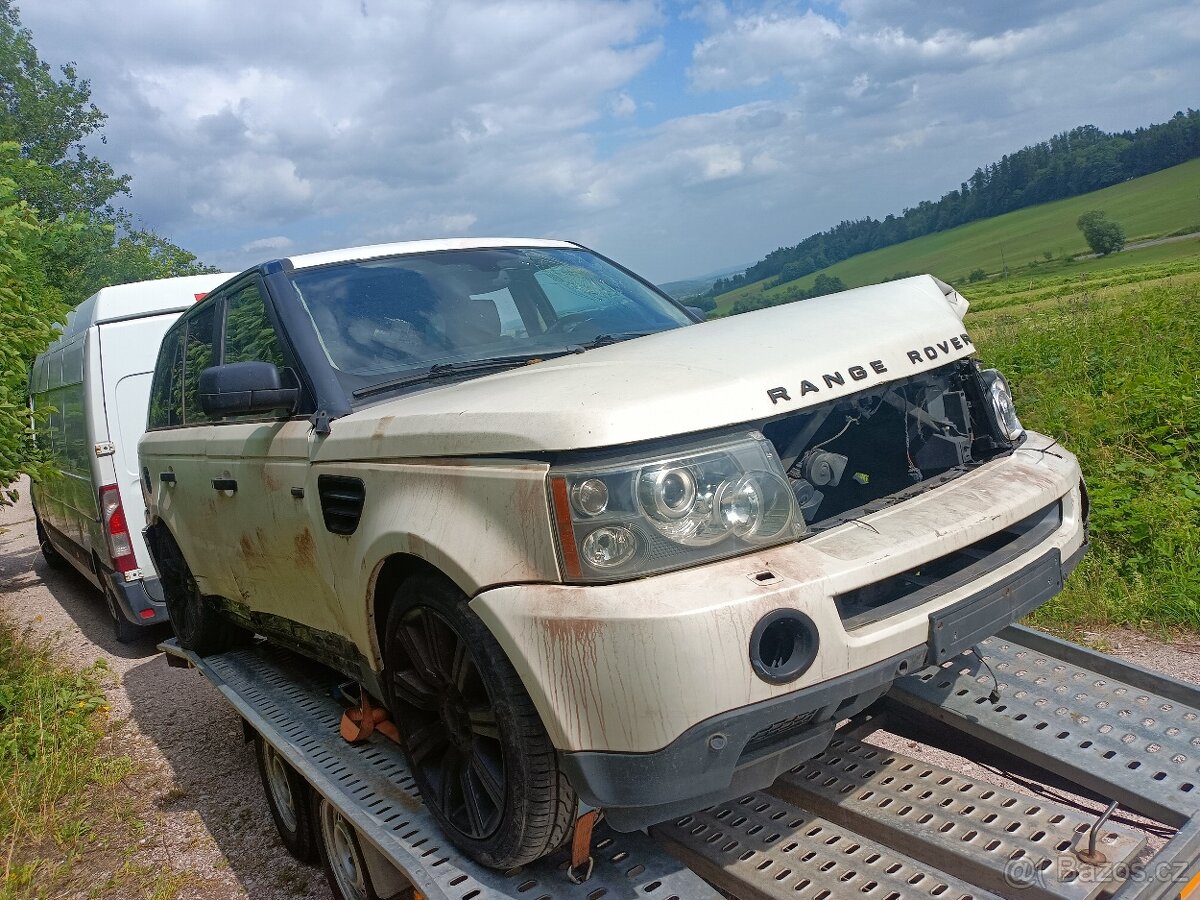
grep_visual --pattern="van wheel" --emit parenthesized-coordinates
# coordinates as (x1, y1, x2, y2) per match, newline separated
(102, 581, 142, 644)
(255, 736, 318, 863)
(316, 797, 382, 900)
(153, 530, 248, 654)
(35, 518, 69, 571)
(382, 573, 576, 869)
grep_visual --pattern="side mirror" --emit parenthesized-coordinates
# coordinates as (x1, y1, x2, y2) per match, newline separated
(685, 305, 707, 321)
(198, 361, 299, 418)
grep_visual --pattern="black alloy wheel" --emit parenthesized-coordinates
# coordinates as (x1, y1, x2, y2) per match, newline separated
(150, 526, 248, 655)
(382, 573, 575, 868)
(388, 604, 506, 840)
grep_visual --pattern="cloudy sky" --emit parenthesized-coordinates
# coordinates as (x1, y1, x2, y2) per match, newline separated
(21, 0, 1200, 283)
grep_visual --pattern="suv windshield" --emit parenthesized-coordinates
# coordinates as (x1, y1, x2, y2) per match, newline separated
(288, 247, 692, 395)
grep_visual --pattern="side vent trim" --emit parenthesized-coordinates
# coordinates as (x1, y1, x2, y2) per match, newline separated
(317, 475, 366, 535)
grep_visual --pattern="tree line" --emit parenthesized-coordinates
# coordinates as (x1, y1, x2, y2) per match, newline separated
(1, 0, 214, 503)
(704, 111, 1200, 298)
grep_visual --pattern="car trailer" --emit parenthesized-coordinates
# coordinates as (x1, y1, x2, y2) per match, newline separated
(161, 624, 1200, 900)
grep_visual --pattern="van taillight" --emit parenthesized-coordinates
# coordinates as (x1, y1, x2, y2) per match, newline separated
(99, 485, 137, 574)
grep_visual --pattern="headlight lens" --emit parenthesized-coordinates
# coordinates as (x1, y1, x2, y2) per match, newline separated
(549, 433, 803, 582)
(980, 369, 1025, 442)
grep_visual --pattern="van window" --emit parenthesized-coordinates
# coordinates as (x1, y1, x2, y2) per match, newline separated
(60, 384, 88, 474)
(182, 304, 218, 424)
(223, 284, 286, 369)
(148, 326, 185, 429)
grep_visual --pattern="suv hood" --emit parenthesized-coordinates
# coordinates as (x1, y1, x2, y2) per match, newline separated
(319, 275, 973, 459)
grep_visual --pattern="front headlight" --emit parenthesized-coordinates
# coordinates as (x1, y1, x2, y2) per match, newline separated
(979, 368, 1025, 442)
(549, 433, 803, 582)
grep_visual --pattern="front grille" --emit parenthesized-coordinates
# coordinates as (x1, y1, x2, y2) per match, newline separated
(836, 500, 1063, 630)
(744, 709, 818, 753)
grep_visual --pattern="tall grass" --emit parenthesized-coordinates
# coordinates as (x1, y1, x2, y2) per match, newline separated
(0, 620, 137, 897)
(973, 275, 1200, 632)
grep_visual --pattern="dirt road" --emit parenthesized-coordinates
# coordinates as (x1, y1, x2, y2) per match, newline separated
(0, 484, 328, 900)
(1, 482, 1197, 898)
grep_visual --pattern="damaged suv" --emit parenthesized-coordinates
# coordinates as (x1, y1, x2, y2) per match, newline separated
(140, 239, 1086, 869)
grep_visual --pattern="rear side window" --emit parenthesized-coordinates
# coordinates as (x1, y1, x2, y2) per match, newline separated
(182, 304, 218, 424)
(223, 283, 287, 368)
(148, 326, 184, 429)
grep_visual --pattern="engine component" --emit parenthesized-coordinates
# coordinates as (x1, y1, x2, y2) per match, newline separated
(790, 478, 825, 520)
(914, 432, 971, 471)
(800, 450, 848, 487)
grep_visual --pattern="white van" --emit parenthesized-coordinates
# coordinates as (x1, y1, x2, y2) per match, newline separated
(29, 272, 234, 641)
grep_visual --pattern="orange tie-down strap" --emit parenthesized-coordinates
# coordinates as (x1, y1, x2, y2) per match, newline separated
(340, 688, 401, 745)
(1181, 868, 1200, 900)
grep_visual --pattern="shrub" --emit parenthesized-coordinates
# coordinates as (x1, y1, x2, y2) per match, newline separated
(1077, 210, 1126, 256)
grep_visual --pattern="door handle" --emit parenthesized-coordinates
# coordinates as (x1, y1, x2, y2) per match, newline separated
(211, 478, 238, 493)
(160, 472, 176, 484)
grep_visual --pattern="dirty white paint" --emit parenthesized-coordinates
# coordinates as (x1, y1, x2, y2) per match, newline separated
(471, 434, 1085, 754)
(313, 275, 973, 457)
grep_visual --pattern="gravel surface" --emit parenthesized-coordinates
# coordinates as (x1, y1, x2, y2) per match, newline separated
(1, 480, 1197, 898)
(0, 482, 328, 900)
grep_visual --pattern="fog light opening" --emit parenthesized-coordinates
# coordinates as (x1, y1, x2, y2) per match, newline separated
(750, 610, 819, 685)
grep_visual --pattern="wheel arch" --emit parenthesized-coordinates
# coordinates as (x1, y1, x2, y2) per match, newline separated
(367, 552, 456, 670)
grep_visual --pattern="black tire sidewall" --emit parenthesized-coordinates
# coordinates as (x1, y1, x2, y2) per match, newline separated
(382, 573, 571, 869)
(314, 795, 381, 900)
(254, 736, 318, 864)
(35, 518, 69, 570)
(152, 528, 245, 654)
(103, 583, 142, 644)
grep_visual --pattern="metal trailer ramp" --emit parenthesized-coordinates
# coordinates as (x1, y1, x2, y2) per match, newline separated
(652, 735, 1148, 900)
(161, 623, 1200, 900)
(653, 790, 1007, 900)
(885, 624, 1200, 900)
(161, 640, 719, 900)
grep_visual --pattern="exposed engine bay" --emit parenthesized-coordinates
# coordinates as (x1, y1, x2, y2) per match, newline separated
(762, 360, 1017, 531)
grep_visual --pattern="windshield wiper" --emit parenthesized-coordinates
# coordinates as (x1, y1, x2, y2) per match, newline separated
(352, 350, 583, 399)
(578, 331, 656, 349)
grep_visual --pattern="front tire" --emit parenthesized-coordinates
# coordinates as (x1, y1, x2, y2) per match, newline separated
(35, 518, 69, 571)
(382, 573, 576, 869)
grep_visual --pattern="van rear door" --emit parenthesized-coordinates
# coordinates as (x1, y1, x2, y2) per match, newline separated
(98, 312, 183, 576)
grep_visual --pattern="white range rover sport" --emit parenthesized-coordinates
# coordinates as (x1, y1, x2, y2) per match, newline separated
(140, 238, 1087, 869)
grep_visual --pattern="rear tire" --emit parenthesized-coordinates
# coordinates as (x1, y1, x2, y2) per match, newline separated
(102, 580, 142, 644)
(316, 797, 382, 900)
(151, 527, 248, 654)
(382, 573, 576, 869)
(255, 736, 318, 863)
(35, 518, 69, 571)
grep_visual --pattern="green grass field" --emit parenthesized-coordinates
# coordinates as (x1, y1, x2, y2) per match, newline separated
(965, 262, 1200, 635)
(714, 157, 1200, 315)
(0, 620, 187, 898)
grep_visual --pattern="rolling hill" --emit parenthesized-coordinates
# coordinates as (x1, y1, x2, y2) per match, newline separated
(713, 157, 1200, 316)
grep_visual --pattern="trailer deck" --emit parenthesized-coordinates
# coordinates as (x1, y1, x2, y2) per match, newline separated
(161, 624, 1200, 900)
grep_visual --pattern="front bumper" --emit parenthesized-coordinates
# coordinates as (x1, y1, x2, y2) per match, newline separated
(472, 432, 1083, 803)
(105, 570, 167, 627)
(560, 539, 1086, 831)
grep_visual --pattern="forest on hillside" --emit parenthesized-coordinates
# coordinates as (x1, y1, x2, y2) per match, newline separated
(703, 111, 1200, 299)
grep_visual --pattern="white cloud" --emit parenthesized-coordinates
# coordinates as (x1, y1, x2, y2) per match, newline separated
(610, 91, 638, 117)
(242, 235, 294, 254)
(17, 0, 1200, 283)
